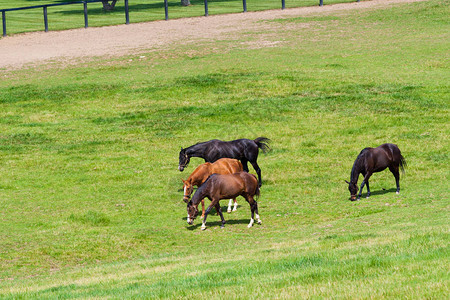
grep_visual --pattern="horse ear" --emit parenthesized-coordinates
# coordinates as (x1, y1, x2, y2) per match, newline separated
(181, 178, 186, 184)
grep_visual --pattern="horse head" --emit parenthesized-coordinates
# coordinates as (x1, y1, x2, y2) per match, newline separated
(178, 147, 190, 172)
(186, 201, 198, 225)
(345, 180, 358, 201)
(181, 179, 194, 203)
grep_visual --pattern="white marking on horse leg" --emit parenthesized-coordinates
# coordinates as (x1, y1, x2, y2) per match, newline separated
(255, 214, 262, 224)
(256, 214, 262, 224)
(187, 214, 191, 224)
(396, 191, 399, 194)
(227, 199, 232, 213)
(201, 222, 206, 231)
(248, 218, 254, 228)
(233, 201, 238, 211)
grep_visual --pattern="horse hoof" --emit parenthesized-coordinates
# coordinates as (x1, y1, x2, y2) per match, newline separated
(232, 208, 237, 212)
(201, 225, 206, 231)
(227, 209, 231, 213)
(247, 224, 252, 228)
(396, 191, 399, 195)
(257, 220, 262, 225)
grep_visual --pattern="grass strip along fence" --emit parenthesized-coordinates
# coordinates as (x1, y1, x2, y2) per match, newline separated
(1, 0, 129, 36)
(1, 0, 360, 36)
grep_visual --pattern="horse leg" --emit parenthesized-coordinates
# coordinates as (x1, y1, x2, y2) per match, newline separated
(358, 172, 372, 200)
(215, 203, 226, 228)
(246, 196, 256, 228)
(233, 198, 238, 212)
(389, 165, 400, 194)
(227, 199, 233, 213)
(200, 199, 205, 219)
(241, 159, 249, 172)
(250, 160, 262, 187)
(252, 198, 262, 225)
(202, 203, 214, 231)
(366, 181, 371, 198)
(358, 181, 365, 200)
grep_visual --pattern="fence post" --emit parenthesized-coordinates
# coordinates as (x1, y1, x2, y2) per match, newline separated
(2, 11, 6, 37)
(243, 0, 247, 12)
(83, 1, 88, 28)
(204, 0, 208, 16)
(164, 0, 168, 20)
(43, 6, 48, 32)
(125, 0, 129, 24)
(282, 0, 285, 9)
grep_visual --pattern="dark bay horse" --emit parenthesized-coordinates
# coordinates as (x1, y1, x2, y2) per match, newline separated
(346, 143, 406, 201)
(182, 158, 244, 217)
(186, 172, 261, 230)
(178, 137, 270, 186)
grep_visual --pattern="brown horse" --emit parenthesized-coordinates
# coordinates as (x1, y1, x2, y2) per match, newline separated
(182, 158, 243, 218)
(346, 143, 406, 201)
(186, 172, 261, 230)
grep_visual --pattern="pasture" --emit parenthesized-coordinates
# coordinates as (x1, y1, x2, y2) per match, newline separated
(0, 0, 449, 298)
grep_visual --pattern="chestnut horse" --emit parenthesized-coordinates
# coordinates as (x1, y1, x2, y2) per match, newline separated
(346, 143, 406, 201)
(182, 158, 244, 217)
(186, 172, 261, 230)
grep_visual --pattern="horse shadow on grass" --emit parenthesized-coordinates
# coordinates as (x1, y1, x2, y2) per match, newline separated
(186, 218, 251, 231)
(179, 205, 243, 221)
(357, 188, 397, 199)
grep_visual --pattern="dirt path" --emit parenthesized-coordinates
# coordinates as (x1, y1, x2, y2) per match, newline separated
(0, 0, 423, 70)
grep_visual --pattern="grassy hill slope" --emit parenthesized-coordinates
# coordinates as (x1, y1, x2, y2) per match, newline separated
(0, 0, 448, 298)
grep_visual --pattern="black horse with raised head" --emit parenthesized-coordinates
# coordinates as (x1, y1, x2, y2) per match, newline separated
(178, 137, 270, 186)
(346, 143, 406, 201)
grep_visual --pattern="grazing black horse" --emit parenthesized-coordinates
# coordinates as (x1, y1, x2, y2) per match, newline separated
(178, 137, 270, 186)
(346, 143, 406, 201)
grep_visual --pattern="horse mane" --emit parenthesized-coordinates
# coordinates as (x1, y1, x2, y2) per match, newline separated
(190, 174, 215, 206)
(184, 140, 218, 156)
(187, 140, 217, 149)
(350, 148, 370, 182)
(357, 148, 370, 159)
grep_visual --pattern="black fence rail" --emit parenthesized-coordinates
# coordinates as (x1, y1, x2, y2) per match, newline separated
(1, 0, 360, 37)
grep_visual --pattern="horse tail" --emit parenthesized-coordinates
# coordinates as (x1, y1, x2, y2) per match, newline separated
(255, 184, 261, 200)
(254, 137, 271, 153)
(399, 154, 407, 174)
(250, 173, 260, 199)
(389, 144, 406, 175)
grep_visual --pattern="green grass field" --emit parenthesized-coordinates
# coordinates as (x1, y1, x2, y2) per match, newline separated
(0, 0, 449, 298)
(1, 0, 354, 35)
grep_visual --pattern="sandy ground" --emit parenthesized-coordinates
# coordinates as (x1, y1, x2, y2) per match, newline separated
(0, 0, 423, 70)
